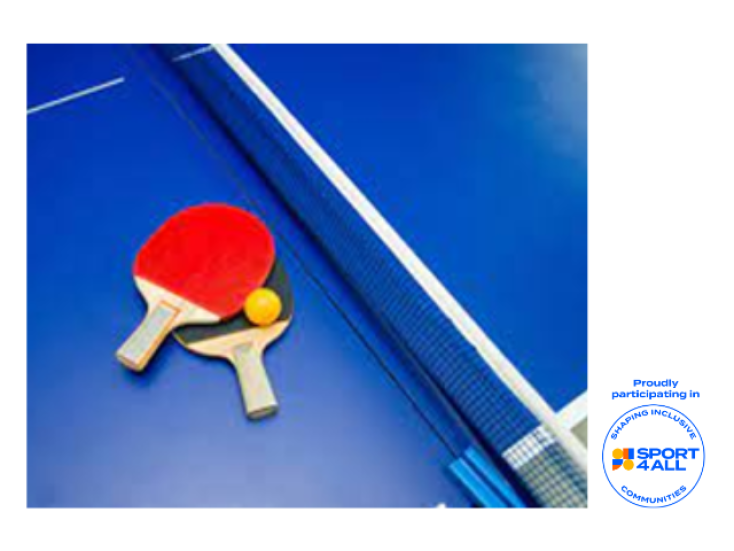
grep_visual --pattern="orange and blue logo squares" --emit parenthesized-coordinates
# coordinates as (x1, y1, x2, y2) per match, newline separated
(612, 448, 635, 471)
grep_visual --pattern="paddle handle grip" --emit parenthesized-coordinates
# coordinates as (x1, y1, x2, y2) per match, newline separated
(232, 343, 278, 420)
(117, 302, 179, 371)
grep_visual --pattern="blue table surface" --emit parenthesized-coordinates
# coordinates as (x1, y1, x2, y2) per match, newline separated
(27, 44, 587, 507)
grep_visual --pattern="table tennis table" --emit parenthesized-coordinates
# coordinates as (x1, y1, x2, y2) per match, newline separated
(28, 44, 587, 507)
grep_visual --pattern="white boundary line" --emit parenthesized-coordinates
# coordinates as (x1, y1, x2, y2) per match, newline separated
(212, 43, 587, 473)
(27, 77, 125, 116)
(27, 45, 211, 118)
(505, 391, 588, 468)
(171, 45, 214, 63)
(558, 391, 588, 430)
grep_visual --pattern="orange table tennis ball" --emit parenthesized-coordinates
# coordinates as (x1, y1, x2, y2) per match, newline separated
(245, 288, 282, 326)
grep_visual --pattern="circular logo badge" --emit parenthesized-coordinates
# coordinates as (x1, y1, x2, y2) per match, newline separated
(603, 404, 704, 507)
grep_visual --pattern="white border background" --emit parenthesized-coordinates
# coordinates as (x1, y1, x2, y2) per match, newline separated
(7, 0, 733, 548)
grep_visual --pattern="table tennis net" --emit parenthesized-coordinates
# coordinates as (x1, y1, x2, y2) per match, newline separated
(157, 44, 587, 507)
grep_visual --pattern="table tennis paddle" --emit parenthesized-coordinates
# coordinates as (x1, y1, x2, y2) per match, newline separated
(174, 259, 293, 420)
(117, 204, 275, 372)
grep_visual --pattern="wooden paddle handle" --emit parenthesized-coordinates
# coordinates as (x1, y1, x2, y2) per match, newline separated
(117, 302, 179, 371)
(232, 343, 278, 420)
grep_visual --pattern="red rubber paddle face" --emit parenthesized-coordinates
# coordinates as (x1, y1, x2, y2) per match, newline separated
(133, 204, 275, 318)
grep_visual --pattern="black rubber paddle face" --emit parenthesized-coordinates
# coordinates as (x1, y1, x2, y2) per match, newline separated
(175, 259, 293, 346)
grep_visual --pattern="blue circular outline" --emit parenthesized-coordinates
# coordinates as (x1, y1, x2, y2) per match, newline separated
(602, 404, 705, 508)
